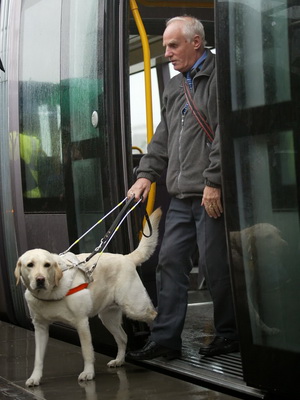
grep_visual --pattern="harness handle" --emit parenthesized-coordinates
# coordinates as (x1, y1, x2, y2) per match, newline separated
(60, 195, 153, 265)
(85, 195, 139, 262)
(60, 197, 129, 256)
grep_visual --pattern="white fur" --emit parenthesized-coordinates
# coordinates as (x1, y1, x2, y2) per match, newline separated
(15, 208, 162, 387)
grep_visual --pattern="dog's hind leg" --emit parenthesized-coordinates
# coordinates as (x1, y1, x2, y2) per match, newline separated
(116, 275, 157, 324)
(26, 321, 49, 387)
(99, 306, 127, 367)
(75, 317, 95, 381)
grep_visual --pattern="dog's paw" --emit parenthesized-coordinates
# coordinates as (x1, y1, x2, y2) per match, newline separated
(26, 374, 42, 387)
(107, 358, 125, 368)
(78, 369, 95, 381)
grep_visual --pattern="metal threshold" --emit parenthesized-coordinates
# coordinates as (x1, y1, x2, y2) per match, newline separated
(131, 294, 267, 399)
(140, 351, 266, 399)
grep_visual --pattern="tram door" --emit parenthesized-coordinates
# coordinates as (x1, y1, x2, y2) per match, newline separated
(216, 0, 300, 396)
(60, 0, 131, 255)
(10, 0, 133, 345)
(17, 0, 131, 255)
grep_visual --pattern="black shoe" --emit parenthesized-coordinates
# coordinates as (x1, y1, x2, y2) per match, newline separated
(127, 340, 181, 361)
(199, 336, 239, 357)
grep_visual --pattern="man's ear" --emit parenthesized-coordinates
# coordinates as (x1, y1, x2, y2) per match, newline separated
(193, 35, 202, 50)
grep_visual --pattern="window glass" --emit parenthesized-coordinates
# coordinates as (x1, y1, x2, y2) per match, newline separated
(225, 1, 300, 352)
(130, 68, 161, 153)
(19, 0, 64, 211)
(233, 130, 300, 352)
(66, 0, 100, 142)
(169, 64, 180, 78)
(228, 0, 291, 110)
(61, 0, 105, 252)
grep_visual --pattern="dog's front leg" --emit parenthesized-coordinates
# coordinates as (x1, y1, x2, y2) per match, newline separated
(76, 318, 95, 381)
(26, 321, 49, 387)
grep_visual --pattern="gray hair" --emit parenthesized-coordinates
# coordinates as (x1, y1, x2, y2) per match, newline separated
(166, 16, 207, 46)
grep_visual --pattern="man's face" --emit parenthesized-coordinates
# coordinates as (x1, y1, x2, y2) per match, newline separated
(163, 21, 201, 73)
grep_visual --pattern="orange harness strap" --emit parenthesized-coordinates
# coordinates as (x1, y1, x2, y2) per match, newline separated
(66, 283, 89, 296)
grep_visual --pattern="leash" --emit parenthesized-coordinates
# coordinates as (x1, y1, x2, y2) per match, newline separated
(60, 194, 152, 265)
(60, 197, 130, 256)
(85, 195, 140, 262)
(28, 196, 153, 301)
(84, 195, 153, 262)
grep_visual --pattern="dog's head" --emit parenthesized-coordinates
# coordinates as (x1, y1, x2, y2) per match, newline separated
(15, 249, 63, 292)
(243, 223, 288, 260)
(230, 223, 288, 273)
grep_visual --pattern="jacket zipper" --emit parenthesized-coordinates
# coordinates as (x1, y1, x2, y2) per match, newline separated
(177, 110, 186, 196)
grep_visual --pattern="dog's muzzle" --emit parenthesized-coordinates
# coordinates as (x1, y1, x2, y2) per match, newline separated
(35, 276, 46, 289)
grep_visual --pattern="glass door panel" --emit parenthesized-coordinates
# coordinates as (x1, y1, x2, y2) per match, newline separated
(216, 0, 300, 395)
(233, 131, 300, 351)
(19, 0, 63, 212)
(61, 0, 106, 252)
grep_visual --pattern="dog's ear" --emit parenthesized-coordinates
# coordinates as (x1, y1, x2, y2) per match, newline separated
(54, 263, 63, 286)
(14, 260, 22, 285)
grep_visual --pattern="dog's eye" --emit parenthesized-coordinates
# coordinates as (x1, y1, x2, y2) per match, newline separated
(27, 262, 34, 268)
(44, 263, 51, 268)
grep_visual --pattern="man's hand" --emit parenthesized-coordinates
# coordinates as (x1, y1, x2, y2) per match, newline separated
(127, 178, 152, 202)
(201, 186, 223, 218)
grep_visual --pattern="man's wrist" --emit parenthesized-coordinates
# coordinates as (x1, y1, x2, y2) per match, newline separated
(205, 179, 221, 189)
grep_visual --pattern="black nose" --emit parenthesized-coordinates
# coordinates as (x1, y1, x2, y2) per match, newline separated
(36, 276, 45, 288)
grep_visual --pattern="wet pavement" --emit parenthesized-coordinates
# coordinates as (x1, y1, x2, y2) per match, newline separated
(184, 290, 215, 354)
(0, 320, 242, 400)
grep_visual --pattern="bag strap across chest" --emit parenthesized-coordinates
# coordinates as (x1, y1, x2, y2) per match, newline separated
(183, 80, 214, 143)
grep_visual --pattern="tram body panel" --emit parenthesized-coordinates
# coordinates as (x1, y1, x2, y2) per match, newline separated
(0, 0, 299, 397)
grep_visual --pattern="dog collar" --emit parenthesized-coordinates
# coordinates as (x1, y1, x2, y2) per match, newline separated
(66, 283, 89, 296)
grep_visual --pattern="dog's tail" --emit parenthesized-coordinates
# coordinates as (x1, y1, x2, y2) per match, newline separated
(126, 207, 162, 266)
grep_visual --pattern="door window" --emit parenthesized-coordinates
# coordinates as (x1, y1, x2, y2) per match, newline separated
(220, 0, 300, 353)
(61, 0, 106, 251)
(228, 0, 291, 111)
(19, 0, 63, 210)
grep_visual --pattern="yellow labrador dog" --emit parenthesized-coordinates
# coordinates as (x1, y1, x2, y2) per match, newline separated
(15, 208, 161, 387)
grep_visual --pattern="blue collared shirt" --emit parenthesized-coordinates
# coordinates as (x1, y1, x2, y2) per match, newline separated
(183, 51, 207, 115)
(186, 50, 207, 90)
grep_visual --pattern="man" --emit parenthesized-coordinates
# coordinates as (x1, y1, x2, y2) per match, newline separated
(127, 16, 239, 360)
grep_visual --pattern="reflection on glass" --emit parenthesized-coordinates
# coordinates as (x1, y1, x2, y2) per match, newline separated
(19, 0, 64, 210)
(232, 131, 300, 351)
(72, 159, 105, 251)
(67, 0, 100, 142)
(228, 0, 291, 110)
(62, 0, 105, 252)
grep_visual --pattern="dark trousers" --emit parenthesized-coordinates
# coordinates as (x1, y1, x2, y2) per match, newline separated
(150, 197, 238, 350)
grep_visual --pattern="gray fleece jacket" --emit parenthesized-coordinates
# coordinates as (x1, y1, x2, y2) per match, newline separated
(137, 50, 221, 198)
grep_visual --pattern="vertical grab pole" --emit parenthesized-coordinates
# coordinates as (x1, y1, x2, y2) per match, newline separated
(129, 0, 156, 217)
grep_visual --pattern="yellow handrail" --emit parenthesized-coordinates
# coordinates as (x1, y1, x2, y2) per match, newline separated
(130, 0, 156, 216)
(137, 0, 213, 8)
(132, 146, 144, 154)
